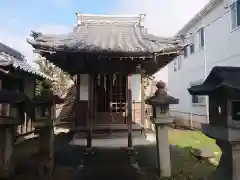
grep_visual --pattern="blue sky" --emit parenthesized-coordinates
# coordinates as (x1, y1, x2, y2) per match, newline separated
(0, 0, 118, 34)
(0, 0, 209, 81)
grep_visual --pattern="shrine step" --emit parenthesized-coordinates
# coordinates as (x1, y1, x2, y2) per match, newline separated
(70, 136, 153, 147)
(74, 130, 145, 139)
(74, 123, 144, 131)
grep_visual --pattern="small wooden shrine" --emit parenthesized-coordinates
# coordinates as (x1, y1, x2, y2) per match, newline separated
(28, 13, 183, 148)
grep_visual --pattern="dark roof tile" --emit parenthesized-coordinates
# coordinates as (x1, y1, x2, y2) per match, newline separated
(0, 44, 52, 80)
(28, 18, 182, 54)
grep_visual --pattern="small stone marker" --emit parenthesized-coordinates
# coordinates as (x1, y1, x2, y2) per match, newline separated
(191, 148, 215, 161)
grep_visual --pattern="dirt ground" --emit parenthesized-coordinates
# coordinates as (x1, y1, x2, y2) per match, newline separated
(11, 130, 215, 180)
(13, 132, 157, 180)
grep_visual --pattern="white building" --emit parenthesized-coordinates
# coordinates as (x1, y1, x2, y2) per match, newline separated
(168, 0, 240, 126)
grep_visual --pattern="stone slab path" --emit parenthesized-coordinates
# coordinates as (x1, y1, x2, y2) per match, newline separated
(76, 148, 150, 180)
(70, 131, 156, 179)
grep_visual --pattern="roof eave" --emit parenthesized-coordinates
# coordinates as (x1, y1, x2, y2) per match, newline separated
(143, 52, 180, 75)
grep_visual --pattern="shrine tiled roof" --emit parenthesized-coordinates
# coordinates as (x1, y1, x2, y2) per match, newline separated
(0, 43, 52, 80)
(28, 14, 183, 56)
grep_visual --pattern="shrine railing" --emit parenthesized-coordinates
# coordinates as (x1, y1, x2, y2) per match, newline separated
(144, 105, 155, 131)
(169, 110, 208, 130)
(144, 106, 207, 131)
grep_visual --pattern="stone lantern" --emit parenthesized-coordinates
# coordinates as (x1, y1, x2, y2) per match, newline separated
(32, 95, 57, 128)
(188, 66, 240, 180)
(32, 86, 64, 178)
(146, 81, 179, 178)
(32, 80, 64, 126)
(0, 90, 30, 178)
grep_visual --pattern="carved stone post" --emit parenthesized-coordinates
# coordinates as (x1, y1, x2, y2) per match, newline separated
(146, 81, 179, 178)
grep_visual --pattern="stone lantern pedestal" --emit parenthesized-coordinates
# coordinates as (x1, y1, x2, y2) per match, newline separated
(146, 81, 179, 178)
(202, 125, 240, 180)
(151, 110, 173, 178)
(0, 125, 15, 178)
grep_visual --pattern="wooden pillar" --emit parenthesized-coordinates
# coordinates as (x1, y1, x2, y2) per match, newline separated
(75, 74, 80, 127)
(93, 74, 97, 123)
(127, 74, 133, 148)
(141, 70, 145, 127)
(87, 74, 93, 149)
(133, 101, 136, 124)
(109, 74, 113, 123)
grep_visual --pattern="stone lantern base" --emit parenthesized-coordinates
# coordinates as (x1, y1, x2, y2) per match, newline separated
(34, 122, 55, 178)
(202, 124, 240, 180)
(0, 126, 14, 178)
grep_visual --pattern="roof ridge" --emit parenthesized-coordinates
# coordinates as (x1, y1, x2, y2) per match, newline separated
(76, 13, 146, 26)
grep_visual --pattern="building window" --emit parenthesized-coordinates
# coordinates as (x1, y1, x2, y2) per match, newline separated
(183, 46, 188, 58)
(231, 0, 240, 29)
(192, 95, 205, 105)
(177, 56, 182, 70)
(190, 43, 195, 54)
(173, 60, 177, 72)
(173, 56, 182, 72)
(198, 27, 205, 48)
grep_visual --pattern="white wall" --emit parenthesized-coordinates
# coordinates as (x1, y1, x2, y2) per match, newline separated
(131, 74, 142, 102)
(168, 0, 239, 123)
(80, 74, 89, 101)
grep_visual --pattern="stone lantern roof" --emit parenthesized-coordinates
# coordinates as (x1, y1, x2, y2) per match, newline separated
(33, 91, 64, 105)
(188, 66, 240, 96)
(146, 81, 179, 106)
(0, 90, 31, 104)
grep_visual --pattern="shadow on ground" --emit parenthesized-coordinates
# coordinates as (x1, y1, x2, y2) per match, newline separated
(13, 131, 82, 180)
(12, 131, 216, 180)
